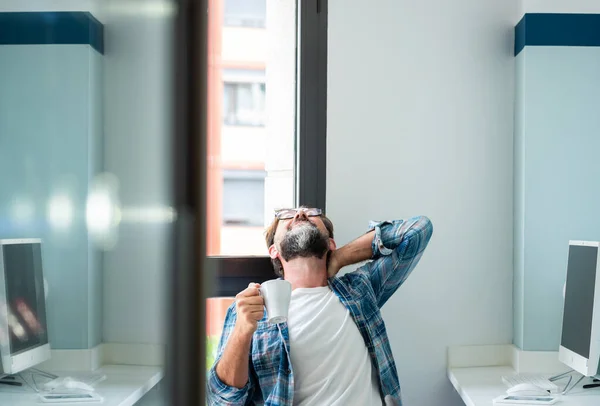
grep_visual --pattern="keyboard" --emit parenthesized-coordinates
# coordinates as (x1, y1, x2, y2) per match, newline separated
(501, 373, 560, 394)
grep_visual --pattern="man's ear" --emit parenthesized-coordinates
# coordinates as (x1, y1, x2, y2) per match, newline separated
(329, 238, 337, 251)
(268, 244, 279, 259)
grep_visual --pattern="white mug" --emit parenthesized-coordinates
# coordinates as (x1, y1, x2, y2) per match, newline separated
(259, 280, 292, 324)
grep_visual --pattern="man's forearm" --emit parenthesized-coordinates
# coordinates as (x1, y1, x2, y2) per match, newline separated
(215, 326, 253, 389)
(329, 230, 374, 276)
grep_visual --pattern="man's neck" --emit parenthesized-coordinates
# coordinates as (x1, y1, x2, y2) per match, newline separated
(283, 257, 328, 290)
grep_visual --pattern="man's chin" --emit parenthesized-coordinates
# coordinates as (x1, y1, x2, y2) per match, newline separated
(280, 223, 329, 261)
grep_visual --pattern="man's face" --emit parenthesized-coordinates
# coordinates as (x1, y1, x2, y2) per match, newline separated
(273, 209, 332, 262)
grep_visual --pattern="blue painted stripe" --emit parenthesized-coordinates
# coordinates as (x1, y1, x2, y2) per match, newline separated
(0, 12, 103, 54)
(515, 13, 600, 56)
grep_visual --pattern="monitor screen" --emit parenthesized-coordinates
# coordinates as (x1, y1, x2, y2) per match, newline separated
(2, 242, 48, 355)
(561, 244, 598, 359)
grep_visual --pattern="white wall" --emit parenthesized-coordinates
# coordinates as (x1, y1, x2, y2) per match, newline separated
(327, 1, 519, 405)
(522, 0, 600, 15)
(101, 0, 174, 344)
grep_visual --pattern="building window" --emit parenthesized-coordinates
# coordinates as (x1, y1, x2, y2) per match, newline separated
(224, 0, 266, 28)
(222, 170, 265, 227)
(222, 82, 265, 127)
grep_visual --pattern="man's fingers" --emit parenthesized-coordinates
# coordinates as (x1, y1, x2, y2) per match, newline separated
(237, 287, 260, 298)
(250, 310, 265, 320)
(237, 300, 264, 311)
(246, 303, 265, 312)
(235, 283, 265, 325)
(240, 296, 264, 305)
(236, 283, 261, 298)
(238, 305, 264, 320)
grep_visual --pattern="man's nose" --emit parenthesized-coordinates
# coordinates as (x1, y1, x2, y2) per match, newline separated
(293, 210, 309, 222)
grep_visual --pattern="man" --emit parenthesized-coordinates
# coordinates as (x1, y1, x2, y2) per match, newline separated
(207, 207, 433, 406)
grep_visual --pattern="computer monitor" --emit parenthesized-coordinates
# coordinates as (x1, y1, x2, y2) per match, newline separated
(0, 239, 50, 376)
(559, 240, 600, 378)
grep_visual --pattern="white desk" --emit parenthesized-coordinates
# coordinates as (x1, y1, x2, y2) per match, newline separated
(0, 365, 163, 406)
(449, 366, 600, 406)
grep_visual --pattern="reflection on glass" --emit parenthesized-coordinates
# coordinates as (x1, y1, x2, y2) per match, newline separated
(46, 194, 74, 231)
(87, 191, 118, 232)
(87, 172, 177, 250)
(3, 243, 49, 355)
(7, 308, 28, 342)
(0, 303, 7, 348)
(87, 172, 121, 249)
(15, 298, 44, 336)
(0, 2, 174, 404)
(120, 206, 176, 224)
(10, 196, 35, 227)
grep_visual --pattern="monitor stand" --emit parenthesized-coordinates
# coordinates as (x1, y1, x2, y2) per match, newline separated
(0, 368, 58, 388)
(0, 375, 22, 387)
(583, 378, 600, 390)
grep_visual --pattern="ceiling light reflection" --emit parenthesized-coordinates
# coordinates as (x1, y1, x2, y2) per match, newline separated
(47, 194, 74, 230)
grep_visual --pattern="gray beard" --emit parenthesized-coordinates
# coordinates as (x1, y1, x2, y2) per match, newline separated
(279, 221, 330, 262)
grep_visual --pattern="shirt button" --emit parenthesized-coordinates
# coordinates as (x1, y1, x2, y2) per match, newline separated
(286, 369, 291, 374)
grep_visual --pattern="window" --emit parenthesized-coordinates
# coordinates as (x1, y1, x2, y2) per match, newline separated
(205, 0, 328, 373)
(222, 170, 265, 227)
(222, 82, 265, 126)
(224, 0, 266, 28)
(206, 0, 327, 260)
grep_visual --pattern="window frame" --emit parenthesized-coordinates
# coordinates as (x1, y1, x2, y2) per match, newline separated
(207, 0, 328, 297)
(170, 0, 207, 403)
(297, 0, 328, 211)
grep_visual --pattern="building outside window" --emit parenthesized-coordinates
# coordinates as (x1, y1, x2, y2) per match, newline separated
(205, 0, 326, 372)
(224, 0, 266, 28)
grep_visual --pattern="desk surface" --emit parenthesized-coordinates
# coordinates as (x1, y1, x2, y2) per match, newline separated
(449, 366, 600, 406)
(0, 365, 163, 406)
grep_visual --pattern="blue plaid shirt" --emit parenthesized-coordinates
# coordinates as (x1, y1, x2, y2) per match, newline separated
(207, 216, 433, 406)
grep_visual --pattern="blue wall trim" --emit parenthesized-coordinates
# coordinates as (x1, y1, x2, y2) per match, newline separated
(0, 12, 103, 54)
(515, 13, 600, 56)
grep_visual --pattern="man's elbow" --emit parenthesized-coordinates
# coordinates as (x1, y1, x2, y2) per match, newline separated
(418, 215, 433, 243)
(404, 215, 433, 256)
(206, 364, 249, 406)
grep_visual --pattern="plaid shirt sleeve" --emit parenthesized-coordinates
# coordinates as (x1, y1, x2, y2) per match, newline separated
(364, 215, 433, 308)
(206, 305, 252, 406)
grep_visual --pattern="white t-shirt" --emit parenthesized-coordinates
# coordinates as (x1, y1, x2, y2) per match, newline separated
(287, 286, 382, 406)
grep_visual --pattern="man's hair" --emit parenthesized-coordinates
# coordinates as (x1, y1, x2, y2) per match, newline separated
(264, 212, 334, 277)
